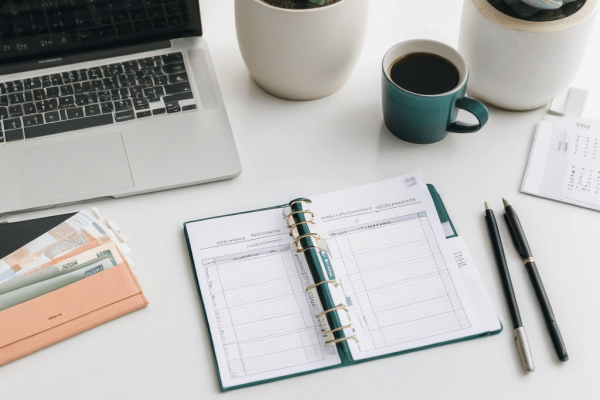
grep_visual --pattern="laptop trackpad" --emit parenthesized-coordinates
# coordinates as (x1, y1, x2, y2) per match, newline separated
(19, 132, 134, 205)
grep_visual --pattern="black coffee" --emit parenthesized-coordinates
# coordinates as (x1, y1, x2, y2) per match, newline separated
(389, 53, 459, 96)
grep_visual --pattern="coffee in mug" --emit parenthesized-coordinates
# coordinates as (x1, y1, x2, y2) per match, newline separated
(389, 53, 460, 96)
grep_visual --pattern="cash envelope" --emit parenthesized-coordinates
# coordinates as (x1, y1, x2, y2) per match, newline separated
(0, 211, 148, 367)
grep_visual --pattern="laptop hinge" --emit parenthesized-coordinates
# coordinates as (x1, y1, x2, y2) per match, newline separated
(0, 40, 172, 76)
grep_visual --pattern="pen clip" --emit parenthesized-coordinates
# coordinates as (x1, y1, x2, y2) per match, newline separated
(503, 214, 524, 258)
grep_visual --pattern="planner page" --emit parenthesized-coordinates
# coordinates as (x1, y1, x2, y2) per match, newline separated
(185, 209, 341, 389)
(522, 116, 600, 211)
(310, 172, 487, 361)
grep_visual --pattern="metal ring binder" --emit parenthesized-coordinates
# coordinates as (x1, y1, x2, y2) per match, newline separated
(325, 336, 358, 346)
(293, 233, 321, 245)
(316, 305, 348, 319)
(289, 199, 312, 207)
(296, 246, 320, 254)
(288, 221, 315, 233)
(284, 210, 315, 223)
(322, 324, 353, 336)
(305, 280, 339, 291)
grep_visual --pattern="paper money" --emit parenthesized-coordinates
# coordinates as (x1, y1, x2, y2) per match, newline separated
(0, 209, 131, 284)
(0, 257, 117, 312)
(18, 241, 125, 279)
(0, 254, 115, 296)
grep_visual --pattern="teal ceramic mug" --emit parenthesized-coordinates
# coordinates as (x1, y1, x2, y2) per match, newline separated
(382, 40, 489, 144)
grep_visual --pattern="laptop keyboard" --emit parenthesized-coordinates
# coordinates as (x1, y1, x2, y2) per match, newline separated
(0, 52, 197, 144)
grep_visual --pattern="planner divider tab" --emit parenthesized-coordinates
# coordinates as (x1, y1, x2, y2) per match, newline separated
(286, 199, 356, 357)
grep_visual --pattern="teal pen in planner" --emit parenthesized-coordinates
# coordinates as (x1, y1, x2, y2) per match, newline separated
(502, 199, 569, 362)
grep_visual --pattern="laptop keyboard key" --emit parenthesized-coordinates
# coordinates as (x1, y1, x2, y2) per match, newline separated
(115, 110, 135, 122)
(44, 111, 60, 123)
(5, 129, 24, 142)
(133, 98, 149, 110)
(167, 102, 181, 113)
(85, 104, 101, 116)
(0, 107, 8, 120)
(46, 87, 59, 98)
(0, 96, 7, 107)
(58, 96, 75, 108)
(4, 118, 22, 130)
(89, 67, 103, 80)
(168, 72, 188, 84)
(161, 53, 184, 65)
(153, 75, 168, 86)
(163, 92, 194, 104)
(152, 108, 166, 116)
(163, 62, 185, 75)
(33, 89, 45, 101)
(9, 93, 25, 104)
(100, 102, 114, 114)
(60, 85, 74, 96)
(23, 114, 44, 127)
(66, 107, 85, 119)
(123, 61, 140, 73)
(137, 111, 151, 118)
(164, 82, 191, 95)
(9, 105, 23, 117)
(114, 99, 133, 112)
(23, 103, 37, 115)
(50, 74, 63, 86)
(25, 114, 114, 139)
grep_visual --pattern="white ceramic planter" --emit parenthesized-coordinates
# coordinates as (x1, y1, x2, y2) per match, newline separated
(459, 0, 598, 111)
(235, 0, 369, 101)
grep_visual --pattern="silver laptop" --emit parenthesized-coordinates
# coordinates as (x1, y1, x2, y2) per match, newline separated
(0, 0, 241, 216)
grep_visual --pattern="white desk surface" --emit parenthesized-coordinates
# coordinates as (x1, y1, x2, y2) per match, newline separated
(2, 1, 600, 399)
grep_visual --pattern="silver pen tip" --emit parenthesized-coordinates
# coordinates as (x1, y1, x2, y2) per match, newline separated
(502, 198, 510, 208)
(485, 202, 489, 210)
(515, 327, 535, 373)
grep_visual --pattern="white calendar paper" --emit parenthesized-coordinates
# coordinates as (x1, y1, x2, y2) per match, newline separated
(522, 115, 600, 211)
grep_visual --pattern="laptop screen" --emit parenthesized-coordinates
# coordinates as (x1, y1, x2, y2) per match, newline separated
(0, 0, 202, 65)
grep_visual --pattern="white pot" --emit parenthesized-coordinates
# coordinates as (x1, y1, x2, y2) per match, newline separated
(459, 0, 598, 111)
(235, 0, 369, 101)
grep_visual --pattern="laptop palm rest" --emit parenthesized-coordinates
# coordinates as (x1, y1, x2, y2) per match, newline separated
(19, 132, 134, 205)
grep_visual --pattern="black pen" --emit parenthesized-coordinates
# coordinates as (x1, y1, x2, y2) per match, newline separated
(503, 199, 569, 362)
(484, 202, 534, 372)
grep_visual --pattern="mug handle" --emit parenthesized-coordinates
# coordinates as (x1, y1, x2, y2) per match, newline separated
(448, 97, 489, 134)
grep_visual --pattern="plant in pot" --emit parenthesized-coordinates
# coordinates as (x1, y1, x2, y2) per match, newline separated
(235, 0, 369, 101)
(459, 0, 597, 111)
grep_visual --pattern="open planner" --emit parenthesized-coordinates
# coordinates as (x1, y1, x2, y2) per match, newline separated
(184, 172, 501, 391)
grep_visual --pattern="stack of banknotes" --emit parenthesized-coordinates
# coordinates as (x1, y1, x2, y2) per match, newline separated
(0, 208, 135, 312)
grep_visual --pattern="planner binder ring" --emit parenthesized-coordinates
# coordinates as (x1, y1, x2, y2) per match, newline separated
(296, 246, 320, 254)
(322, 324, 353, 336)
(284, 210, 315, 223)
(289, 199, 312, 207)
(288, 221, 315, 233)
(316, 305, 348, 319)
(325, 336, 358, 346)
(293, 233, 321, 245)
(305, 280, 339, 291)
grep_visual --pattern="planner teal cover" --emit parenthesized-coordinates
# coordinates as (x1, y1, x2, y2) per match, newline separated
(184, 184, 502, 391)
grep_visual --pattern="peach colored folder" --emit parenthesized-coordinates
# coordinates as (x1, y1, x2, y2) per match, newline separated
(0, 261, 148, 366)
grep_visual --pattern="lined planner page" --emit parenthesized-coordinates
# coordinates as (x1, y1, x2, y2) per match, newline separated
(186, 209, 341, 389)
(311, 172, 485, 361)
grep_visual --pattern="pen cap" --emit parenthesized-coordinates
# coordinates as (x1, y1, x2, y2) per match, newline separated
(504, 206, 533, 258)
